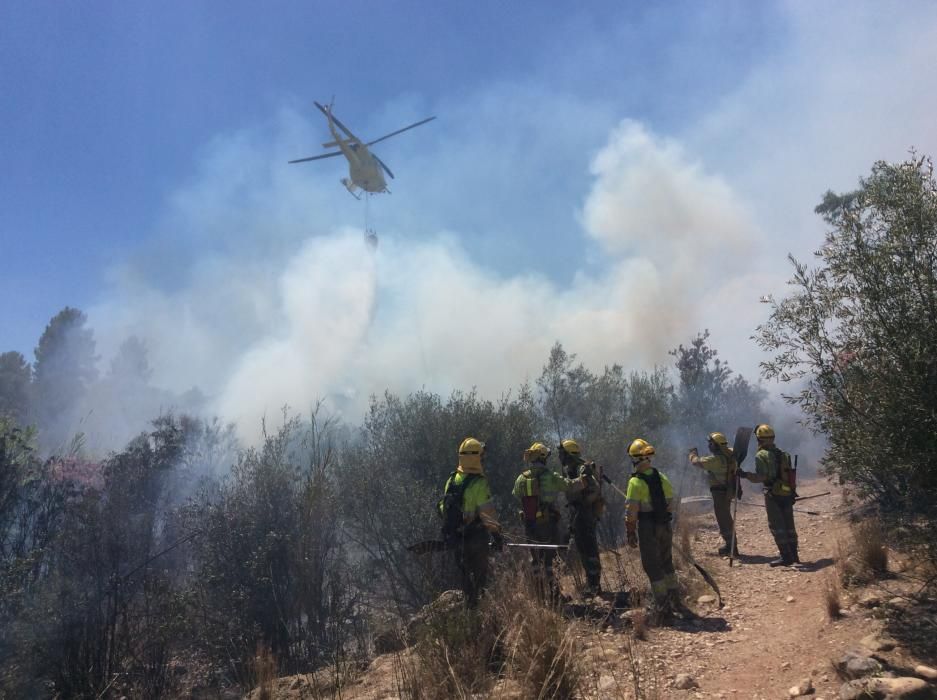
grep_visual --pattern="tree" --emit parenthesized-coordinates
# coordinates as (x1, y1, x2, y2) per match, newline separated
(106, 336, 152, 387)
(0, 352, 31, 425)
(32, 307, 98, 452)
(670, 331, 765, 440)
(187, 412, 362, 677)
(536, 342, 592, 442)
(83, 336, 161, 452)
(757, 155, 937, 514)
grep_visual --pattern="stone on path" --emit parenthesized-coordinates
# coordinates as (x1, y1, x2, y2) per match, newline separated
(867, 676, 931, 698)
(914, 664, 937, 680)
(835, 650, 882, 679)
(788, 678, 814, 697)
(839, 676, 932, 699)
(673, 673, 698, 690)
(860, 632, 897, 652)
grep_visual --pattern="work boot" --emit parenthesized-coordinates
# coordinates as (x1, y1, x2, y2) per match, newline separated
(770, 545, 795, 567)
(650, 598, 674, 626)
(667, 590, 697, 620)
(718, 542, 741, 557)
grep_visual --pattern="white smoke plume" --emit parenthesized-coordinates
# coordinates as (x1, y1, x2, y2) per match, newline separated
(90, 118, 758, 444)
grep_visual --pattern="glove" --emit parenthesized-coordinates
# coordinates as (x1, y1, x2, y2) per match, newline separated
(490, 531, 504, 552)
(626, 523, 638, 549)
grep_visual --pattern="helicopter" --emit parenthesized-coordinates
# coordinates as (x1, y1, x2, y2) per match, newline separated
(288, 101, 435, 199)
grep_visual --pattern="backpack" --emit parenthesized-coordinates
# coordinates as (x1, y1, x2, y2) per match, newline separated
(519, 468, 543, 525)
(632, 468, 672, 524)
(439, 472, 480, 541)
(767, 446, 796, 495)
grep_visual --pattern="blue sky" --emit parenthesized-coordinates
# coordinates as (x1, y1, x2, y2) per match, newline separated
(3, 2, 937, 440)
(2, 1, 784, 351)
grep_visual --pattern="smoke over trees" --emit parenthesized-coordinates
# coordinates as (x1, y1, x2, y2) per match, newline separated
(0, 313, 771, 696)
(32, 307, 99, 452)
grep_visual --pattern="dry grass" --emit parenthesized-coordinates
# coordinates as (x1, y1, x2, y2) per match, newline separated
(393, 559, 584, 700)
(250, 644, 278, 700)
(575, 625, 660, 700)
(822, 571, 843, 619)
(672, 513, 716, 603)
(621, 632, 662, 700)
(602, 546, 644, 608)
(631, 609, 648, 640)
(835, 538, 858, 586)
(837, 518, 890, 588)
(675, 512, 694, 555)
(853, 519, 889, 577)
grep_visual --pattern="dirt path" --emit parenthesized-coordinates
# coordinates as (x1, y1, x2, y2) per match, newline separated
(638, 478, 854, 698)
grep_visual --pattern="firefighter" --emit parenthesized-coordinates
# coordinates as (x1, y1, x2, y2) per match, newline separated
(688, 432, 739, 556)
(438, 437, 504, 606)
(558, 438, 605, 596)
(739, 424, 799, 566)
(512, 442, 586, 603)
(625, 438, 681, 622)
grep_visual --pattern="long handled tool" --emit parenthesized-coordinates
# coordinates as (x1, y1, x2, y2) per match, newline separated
(794, 491, 831, 502)
(406, 538, 570, 554)
(728, 426, 752, 568)
(736, 500, 821, 516)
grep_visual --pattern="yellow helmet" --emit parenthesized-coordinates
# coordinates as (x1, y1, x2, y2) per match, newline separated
(708, 432, 728, 447)
(560, 439, 582, 456)
(458, 437, 485, 473)
(459, 437, 484, 455)
(755, 424, 775, 440)
(628, 438, 655, 459)
(524, 442, 551, 463)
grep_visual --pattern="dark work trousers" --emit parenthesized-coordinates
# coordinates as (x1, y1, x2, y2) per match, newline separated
(764, 493, 798, 557)
(525, 513, 561, 601)
(454, 527, 490, 607)
(637, 517, 677, 603)
(710, 487, 735, 545)
(570, 505, 602, 591)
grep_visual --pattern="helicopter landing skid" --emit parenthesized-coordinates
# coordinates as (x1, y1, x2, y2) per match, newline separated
(341, 178, 361, 200)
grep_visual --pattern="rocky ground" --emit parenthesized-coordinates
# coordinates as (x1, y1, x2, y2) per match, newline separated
(248, 479, 937, 699)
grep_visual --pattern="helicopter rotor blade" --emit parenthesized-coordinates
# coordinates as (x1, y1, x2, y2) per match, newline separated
(367, 116, 436, 147)
(287, 150, 344, 164)
(314, 101, 361, 143)
(372, 153, 395, 179)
